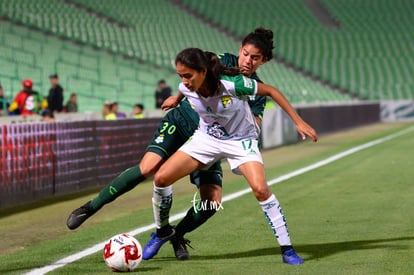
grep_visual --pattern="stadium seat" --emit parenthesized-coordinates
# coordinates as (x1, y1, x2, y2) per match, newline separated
(181, 0, 414, 101)
(4, 0, 411, 106)
(0, 19, 179, 112)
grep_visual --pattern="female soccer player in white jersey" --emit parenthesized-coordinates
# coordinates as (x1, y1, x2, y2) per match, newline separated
(143, 48, 318, 265)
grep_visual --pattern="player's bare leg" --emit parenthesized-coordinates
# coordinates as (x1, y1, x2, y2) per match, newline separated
(238, 161, 304, 265)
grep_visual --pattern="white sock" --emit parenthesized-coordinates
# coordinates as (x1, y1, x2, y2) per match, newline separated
(259, 194, 292, 246)
(152, 184, 173, 229)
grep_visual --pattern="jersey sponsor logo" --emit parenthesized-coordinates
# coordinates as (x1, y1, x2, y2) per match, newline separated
(242, 76, 253, 89)
(221, 96, 233, 108)
(207, 122, 230, 140)
(154, 134, 164, 144)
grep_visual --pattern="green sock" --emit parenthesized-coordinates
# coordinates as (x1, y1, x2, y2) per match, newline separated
(175, 201, 216, 237)
(90, 166, 146, 210)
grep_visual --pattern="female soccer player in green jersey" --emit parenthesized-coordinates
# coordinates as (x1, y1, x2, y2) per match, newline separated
(143, 48, 317, 265)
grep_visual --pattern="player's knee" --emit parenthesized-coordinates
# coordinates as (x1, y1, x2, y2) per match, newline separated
(153, 170, 171, 187)
(252, 186, 272, 202)
(139, 163, 157, 177)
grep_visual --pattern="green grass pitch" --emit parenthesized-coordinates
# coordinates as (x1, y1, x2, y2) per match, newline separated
(0, 122, 413, 274)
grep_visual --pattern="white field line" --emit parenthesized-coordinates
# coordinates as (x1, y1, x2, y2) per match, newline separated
(24, 125, 414, 275)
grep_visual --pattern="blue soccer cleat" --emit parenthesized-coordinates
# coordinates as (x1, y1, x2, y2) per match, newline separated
(282, 248, 304, 265)
(142, 229, 175, 260)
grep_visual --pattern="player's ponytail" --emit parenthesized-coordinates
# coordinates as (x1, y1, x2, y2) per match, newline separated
(203, 51, 239, 93)
(204, 51, 239, 78)
(242, 27, 275, 61)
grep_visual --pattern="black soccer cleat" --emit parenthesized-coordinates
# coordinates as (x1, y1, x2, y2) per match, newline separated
(66, 201, 96, 230)
(170, 235, 192, 260)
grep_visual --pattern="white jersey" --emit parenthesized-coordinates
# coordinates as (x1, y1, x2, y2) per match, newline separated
(179, 74, 259, 141)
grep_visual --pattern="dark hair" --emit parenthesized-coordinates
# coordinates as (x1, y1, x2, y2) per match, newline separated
(104, 100, 115, 110)
(40, 109, 54, 118)
(175, 48, 240, 94)
(135, 103, 144, 110)
(242, 27, 275, 61)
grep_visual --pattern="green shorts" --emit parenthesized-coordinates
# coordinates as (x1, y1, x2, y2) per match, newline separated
(146, 108, 198, 159)
(190, 161, 223, 188)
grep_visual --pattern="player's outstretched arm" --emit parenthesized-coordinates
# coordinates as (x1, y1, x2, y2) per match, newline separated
(256, 82, 318, 142)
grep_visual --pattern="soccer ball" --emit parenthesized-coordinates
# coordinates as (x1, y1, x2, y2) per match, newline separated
(103, 233, 143, 272)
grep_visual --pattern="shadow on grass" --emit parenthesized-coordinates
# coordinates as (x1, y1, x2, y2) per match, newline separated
(0, 254, 160, 274)
(0, 261, 161, 274)
(172, 236, 414, 261)
(5, 236, 411, 273)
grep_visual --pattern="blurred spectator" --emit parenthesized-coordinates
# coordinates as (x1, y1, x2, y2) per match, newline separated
(103, 100, 116, 120)
(40, 109, 55, 122)
(155, 79, 172, 108)
(47, 74, 64, 113)
(65, 93, 78, 113)
(0, 84, 10, 116)
(132, 103, 144, 119)
(9, 79, 48, 116)
(113, 101, 127, 118)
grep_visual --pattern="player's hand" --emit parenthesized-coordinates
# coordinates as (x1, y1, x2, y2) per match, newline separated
(161, 96, 180, 111)
(296, 121, 318, 142)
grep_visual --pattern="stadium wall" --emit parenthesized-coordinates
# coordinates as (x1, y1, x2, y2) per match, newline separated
(0, 119, 159, 208)
(261, 102, 381, 148)
(296, 102, 380, 135)
(0, 102, 380, 208)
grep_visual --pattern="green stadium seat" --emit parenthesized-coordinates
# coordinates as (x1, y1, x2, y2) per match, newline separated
(4, 0, 411, 107)
(180, 0, 413, 101)
(17, 66, 44, 88)
(0, 58, 18, 78)
(0, 47, 14, 60)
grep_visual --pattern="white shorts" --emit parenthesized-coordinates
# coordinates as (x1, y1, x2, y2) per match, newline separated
(179, 130, 263, 175)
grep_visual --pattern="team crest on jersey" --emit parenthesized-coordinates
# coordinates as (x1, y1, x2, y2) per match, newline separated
(221, 96, 233, 108)
(155, 134, 164, 144)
